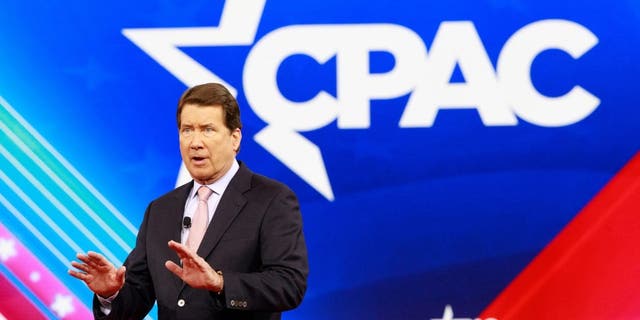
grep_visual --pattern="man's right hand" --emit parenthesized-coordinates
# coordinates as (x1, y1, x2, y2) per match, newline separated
(69, 251, 126, 298)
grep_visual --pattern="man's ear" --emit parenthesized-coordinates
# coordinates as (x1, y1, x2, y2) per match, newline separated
(232, 128, 242, 153)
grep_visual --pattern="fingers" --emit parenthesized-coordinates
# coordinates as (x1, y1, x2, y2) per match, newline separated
(70, 261, 90, 273)
(68, 269, 91, 281)
(76, 252, 111, 270)
(87, 251, 111, 267)
(69, 259, 97, 282)
(167, 240, 187, 253)
(115, 266, 127, 284)
(167, 241, 214, 274)
(70, 252, 119, 282)
(76, 254, 98, 269)
(165, 260, 183, 277)
(167, 240, 194, 260)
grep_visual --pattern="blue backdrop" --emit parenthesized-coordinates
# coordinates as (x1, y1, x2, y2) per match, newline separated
(0, 0, 639, 319)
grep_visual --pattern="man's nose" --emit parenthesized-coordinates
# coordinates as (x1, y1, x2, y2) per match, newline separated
(189, 133, 204, 148)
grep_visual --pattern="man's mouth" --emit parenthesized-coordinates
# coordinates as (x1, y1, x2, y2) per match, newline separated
(191, 156, 207, 164)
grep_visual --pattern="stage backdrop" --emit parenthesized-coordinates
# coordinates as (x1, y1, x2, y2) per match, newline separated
(0, 0, 639, 319)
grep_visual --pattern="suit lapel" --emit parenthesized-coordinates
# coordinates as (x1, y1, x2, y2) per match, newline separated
(196, 163, 251, 259)
(171, 182, 193, 291)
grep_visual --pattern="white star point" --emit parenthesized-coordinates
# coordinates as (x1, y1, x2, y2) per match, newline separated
(51, 294, 75, 318)
(30, 271, 41, 282)
(0, 238, 17, 262)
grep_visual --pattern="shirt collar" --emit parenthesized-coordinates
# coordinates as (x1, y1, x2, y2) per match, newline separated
(190, 159, 239, 198)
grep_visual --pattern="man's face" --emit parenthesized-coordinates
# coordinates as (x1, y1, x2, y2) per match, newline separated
(179, 103, 241, 184)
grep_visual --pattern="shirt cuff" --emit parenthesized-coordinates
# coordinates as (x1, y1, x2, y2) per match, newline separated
(97, 291, 119, 316)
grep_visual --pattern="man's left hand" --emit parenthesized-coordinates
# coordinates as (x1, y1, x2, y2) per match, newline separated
(165, 240, 223, 292)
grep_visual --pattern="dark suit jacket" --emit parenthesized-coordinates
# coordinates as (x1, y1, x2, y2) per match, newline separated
(94, 162, 308, 320)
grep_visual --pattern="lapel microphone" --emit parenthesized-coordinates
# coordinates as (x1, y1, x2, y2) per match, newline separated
(182, 216, 191, 229)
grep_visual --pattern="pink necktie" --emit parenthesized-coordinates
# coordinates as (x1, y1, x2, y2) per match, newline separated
(186, 186, 213, 251)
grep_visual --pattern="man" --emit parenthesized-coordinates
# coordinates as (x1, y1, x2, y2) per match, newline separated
(69, 83, 308, 319)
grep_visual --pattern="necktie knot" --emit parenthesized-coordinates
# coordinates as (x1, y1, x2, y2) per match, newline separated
(197, 186, 213, 202)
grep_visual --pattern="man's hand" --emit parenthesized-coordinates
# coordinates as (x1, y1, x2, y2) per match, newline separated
(68, 251, 126, 298)
(165, 240, 223, 293)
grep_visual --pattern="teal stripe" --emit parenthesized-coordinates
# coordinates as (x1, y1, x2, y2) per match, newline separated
(0, 96, 155, 317)
(0, 98, 136, 248)
(0, 145, 121, 263)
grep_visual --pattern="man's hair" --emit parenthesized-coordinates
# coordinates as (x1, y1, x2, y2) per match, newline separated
(176, 83, 242, 131)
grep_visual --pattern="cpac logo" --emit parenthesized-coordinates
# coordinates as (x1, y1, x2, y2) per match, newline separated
(123, 0, 599, 201)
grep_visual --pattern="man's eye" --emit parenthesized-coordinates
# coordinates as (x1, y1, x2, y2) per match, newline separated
(181, 128, 193, 135)
(204, 127, 215, 135)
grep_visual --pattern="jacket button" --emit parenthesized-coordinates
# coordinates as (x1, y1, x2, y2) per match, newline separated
(177, 299, 185, 307)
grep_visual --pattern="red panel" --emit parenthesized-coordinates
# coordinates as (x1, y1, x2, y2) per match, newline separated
(480, 152, 640, 319)
(0, 274, 47, 320)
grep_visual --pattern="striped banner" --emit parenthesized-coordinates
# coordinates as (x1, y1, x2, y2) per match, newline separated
(0, 222, 91, 319)
(0, 96, 156, 319)
(0, 264, 47, 319)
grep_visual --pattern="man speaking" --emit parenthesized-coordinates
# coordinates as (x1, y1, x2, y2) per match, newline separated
(69, 83, 308, 319)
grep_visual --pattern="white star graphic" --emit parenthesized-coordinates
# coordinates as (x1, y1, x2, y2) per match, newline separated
(51, 294, 75, 318)
(122, 0, 264, 92)
(0, 238, 17, 262)
(30, 271, 41, 282)
(123, 0, 335, 200)
(431, 305, 486, 320)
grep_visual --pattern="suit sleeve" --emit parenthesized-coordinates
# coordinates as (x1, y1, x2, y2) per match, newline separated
(219, 187, 309, 311)
(93, 202, 157, 320)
